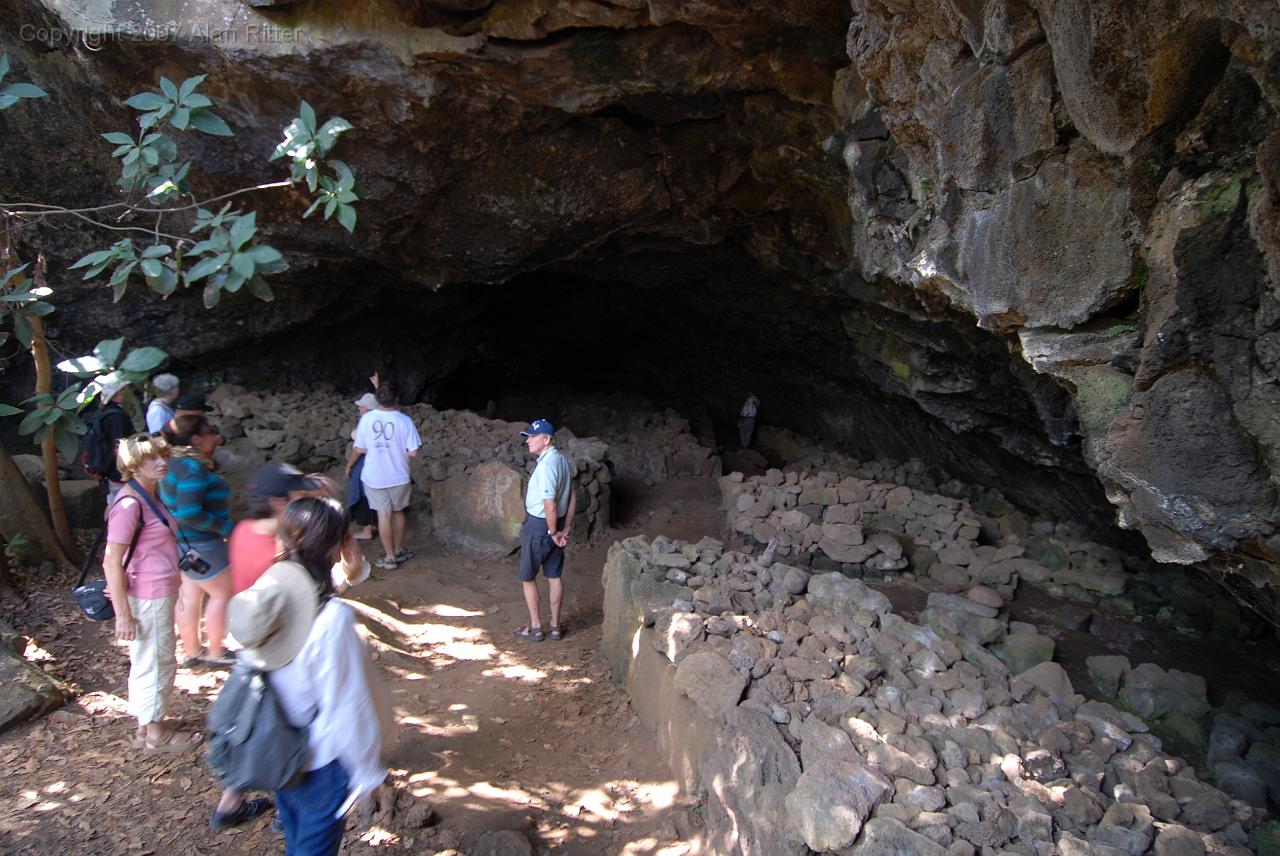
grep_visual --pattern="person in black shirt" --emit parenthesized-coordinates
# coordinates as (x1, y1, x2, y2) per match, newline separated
(98, 380, 136, 504)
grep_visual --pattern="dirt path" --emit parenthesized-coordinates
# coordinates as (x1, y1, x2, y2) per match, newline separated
(0, 477, 723, 856)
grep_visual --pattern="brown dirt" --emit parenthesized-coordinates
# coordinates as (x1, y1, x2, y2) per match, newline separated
(0, 477, 723, 856)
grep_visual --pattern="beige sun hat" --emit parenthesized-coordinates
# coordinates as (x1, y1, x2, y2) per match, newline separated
(354, 392, 378, 410)
(228, 561, 319, 671)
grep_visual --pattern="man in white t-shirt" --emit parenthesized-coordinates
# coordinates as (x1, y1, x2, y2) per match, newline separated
(351, 384, 421, 570)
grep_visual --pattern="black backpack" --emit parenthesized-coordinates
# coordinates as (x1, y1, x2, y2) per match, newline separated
(79, 408, 114, 480)
(205, 662, 309, 792)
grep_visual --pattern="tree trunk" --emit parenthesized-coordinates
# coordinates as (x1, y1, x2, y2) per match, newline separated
(0, 441, 74, 569)
(30, 256, 77, 562)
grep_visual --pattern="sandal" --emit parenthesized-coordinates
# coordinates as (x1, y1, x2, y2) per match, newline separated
(513, 625, 545, 642)
(143, 727, 202, 754)
(180, 647, 206, 669)
(394, 547, 414, 562)
(548, 625, 564, 641)
(374, 557, 399, 571)
(201, 651, 237, 668)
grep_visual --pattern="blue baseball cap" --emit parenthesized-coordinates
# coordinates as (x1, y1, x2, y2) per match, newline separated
(520, 418, 555, 437)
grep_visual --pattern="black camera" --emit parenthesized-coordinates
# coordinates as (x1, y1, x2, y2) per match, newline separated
(179, 549, 211, 576)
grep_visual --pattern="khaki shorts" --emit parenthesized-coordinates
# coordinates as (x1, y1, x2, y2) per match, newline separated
(365, 483, 411, 512)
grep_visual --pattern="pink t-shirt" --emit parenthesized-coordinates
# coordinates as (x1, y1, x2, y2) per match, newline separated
(106, 488, 181, 600)
(229, 520, 280, 595)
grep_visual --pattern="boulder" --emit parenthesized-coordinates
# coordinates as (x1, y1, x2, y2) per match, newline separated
(1000, 632, 1055, 675)
(673, 650, 746, 720)
(842, 816, 949, 856)
(0, 645, 67, 732)
(1118, 663, 1211, 720)
(1086, 655, 1131, 699)
(807, 574, 893, 616)
(786, 755, 890, 851)
(429, 460, 525, 553)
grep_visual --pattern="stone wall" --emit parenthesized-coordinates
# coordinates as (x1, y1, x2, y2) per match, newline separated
(602, 535, 1274, 855)
(206, 385, 612, 551)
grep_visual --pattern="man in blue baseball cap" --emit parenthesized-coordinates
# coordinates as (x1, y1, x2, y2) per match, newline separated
(513, 418, 576, 642)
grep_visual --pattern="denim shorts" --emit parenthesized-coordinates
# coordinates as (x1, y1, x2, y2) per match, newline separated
(517, 514, 565, 582)
(179, 535, 230, 582)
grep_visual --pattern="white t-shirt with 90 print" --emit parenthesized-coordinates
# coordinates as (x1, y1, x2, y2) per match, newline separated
(354, 408, 421, 489)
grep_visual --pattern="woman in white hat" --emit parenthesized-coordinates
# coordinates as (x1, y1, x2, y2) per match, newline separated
(228, 497, 390, 854)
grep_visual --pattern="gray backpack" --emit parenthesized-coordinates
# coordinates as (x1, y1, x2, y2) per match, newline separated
(205, 662, 309, 792)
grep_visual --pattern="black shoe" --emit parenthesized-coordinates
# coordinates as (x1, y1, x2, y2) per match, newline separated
(210, 796, 272, 831)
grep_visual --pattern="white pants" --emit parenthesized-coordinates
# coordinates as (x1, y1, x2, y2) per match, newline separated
(127, 594, 177, 726)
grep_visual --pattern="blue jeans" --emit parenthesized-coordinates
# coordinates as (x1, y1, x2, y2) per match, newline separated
(276, 759, 349, 856)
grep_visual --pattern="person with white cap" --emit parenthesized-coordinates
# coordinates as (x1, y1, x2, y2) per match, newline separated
(344, 391, 380, 541)
(145, 373, 180, 433)
(513, 419, 577, 643)
(227, 497, 391, 854)
(349, 382, 420, 570)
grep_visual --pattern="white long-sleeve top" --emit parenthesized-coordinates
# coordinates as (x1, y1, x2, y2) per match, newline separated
(270, 598, 387, 813)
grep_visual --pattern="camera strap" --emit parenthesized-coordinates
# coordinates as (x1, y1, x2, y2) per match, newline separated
(127, 478, 196, 554)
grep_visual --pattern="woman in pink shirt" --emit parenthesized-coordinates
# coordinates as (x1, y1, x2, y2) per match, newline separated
(103, 432, 200, 753)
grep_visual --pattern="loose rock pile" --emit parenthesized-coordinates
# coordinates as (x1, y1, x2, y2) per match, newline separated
(602, 536, 1271, 855)
(205, 384, 613, 548)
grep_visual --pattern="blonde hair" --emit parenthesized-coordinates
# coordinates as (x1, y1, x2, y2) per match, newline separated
(116, 432, 171, 481)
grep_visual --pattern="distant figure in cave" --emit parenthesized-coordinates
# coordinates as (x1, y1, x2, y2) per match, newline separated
(350, 381, 421, 570)
(738, 393, 759, 448)
(146, 373, 180, 433)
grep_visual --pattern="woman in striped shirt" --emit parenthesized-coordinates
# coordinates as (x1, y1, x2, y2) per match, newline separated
(160, 413, 235, 667)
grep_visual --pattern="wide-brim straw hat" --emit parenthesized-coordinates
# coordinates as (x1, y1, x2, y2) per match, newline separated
(228, 561, 318, 671)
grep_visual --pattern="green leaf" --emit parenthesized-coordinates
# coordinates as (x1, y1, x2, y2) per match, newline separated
(305, 164, 319, 194)
(184, 253, 229, 284)
(119, 346, 167, 373)
(323, 197, 338, 220)
(139, 258, 162, 279)
(247, 276, 274, 302)
(122, 148, 141, 165)
(302, 197, 323, 219)
(0, 403, 22, 417)
(21, 301, 55, 317)
(229, 252, 256, 279)
(149, 265, 179, 297)
(95, 337, 125, 367)
(182, 93, 212, 110)
(188, 110, 232, 136)
(0, 55, 9, 81)
(159, 76, 179, 100)
(13, 315, 32, 348)
(0, 95, 19, 111)
(229, 212, 256, 251)
(187, 238, 223, 256)
(0, 82, 47, 100)
(140, 243, 172, 259)
(58, 355, 103, 376)
(141, 146, 160, 166)
(55, 385, 81, 408)
(315, 117, 354, 155)
(111, 278, 129, 303)
(70, 249, 114, 270)
(101, 131, 134, 146)
(202, 282, 222, 309)
(109, 261, 137, 287)
(137, 110, 164, 130)
(42, 406, 62, 425)
(18, 407, 45, 435)
(170, 107, 190, 130)
(246, 245, 284, 266)
(54, 422, 80, 465)
(177, 74, 206, 100)
(124, 91, 167, 111)
(299, 100, 317, 133)
(337, 203, 357, 233)
(329, 159, 353, 193)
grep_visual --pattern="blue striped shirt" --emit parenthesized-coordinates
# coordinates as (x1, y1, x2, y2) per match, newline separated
(159, 456, 233, 541)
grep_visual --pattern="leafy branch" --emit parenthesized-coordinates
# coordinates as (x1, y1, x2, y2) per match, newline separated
(0, 64, 361, 310)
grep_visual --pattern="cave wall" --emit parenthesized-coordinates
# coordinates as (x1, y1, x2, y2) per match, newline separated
(0, 0, 1278, 585)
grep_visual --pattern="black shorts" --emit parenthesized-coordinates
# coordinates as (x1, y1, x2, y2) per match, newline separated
(517, 513, 565, 581)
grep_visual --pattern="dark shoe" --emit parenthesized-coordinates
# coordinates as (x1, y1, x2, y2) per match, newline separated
(513, 625, 544, 642)
(548, 625, 564, 641)
(201, 651, 237, 668)
(210, 797, 272, 832)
